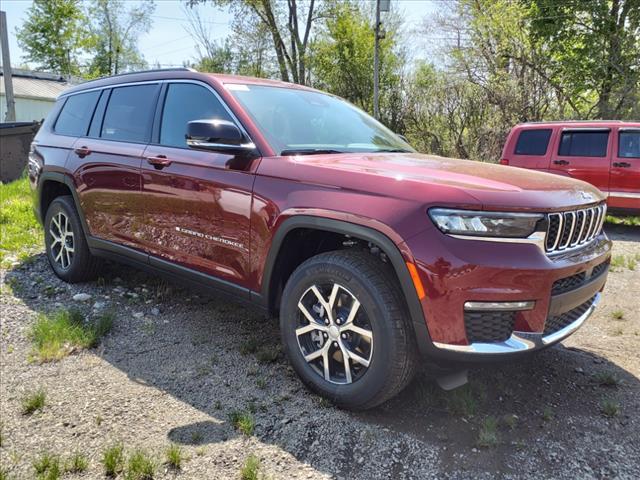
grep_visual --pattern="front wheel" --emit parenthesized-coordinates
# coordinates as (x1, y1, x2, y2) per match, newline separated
(280, 250, 418, 410)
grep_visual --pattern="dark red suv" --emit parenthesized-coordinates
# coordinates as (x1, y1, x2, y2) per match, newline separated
(29, 69, 612, 409)
(501, 121, 640, 215)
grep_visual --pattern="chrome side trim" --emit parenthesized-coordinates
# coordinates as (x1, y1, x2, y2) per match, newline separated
(607, 191, 640, 199)
(433, 294, 599, 354)
(449, 231, 546, 250)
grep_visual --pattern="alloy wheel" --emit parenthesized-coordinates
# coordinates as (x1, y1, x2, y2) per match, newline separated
(295, 282, 373, 384)
(49, 212, 75, 270)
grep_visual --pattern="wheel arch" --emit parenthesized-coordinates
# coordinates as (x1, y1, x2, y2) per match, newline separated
(258, 215, 433, 355)
(38, 172, 90, 237)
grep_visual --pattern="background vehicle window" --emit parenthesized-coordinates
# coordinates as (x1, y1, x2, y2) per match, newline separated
(514, 129, 552, 155)
(160, 83, 233, 147)
(619, 131, 640, 158)
(101, 84, 158, 143)
(54, 91, 101, 137)
(558, 131, 609, 157)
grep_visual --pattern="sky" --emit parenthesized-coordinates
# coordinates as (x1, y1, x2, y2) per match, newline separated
(1, 0, 442, 70)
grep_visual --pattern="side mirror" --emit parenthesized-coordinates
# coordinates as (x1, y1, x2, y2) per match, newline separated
(186, 119, 256, 153)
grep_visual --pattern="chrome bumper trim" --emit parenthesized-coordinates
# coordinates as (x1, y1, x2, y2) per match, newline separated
(433, 293, 600, 354)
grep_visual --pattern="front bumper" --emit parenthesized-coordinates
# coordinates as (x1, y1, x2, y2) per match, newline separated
(403, 225, 611, 361)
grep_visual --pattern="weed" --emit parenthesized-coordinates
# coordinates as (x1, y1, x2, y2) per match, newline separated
(33, 452, 61, 479)
(230, 410, 255, 436)
(29, 309, 113, 362)
(611, 309, 625, 320)
(610, 255, 626, 271)
(21, 389, 46, 415)
(239, 338, 259, 355)
(601, 399, 620, 417)
(628, 257, 637, 270)
(0, 177, 43, 268)
(240, 454, 261, 480)
(102, 443, 124, 477)
(95, 415, 104, 426)
(502, 413, 518, 430)
(0, 466, 9, 480)
(605, 215, 640, 227)
(165, 444, 183, 470)
(125, 450, 155, 480)
(542, 407, 554, 422)
(443, 384, 482, 417)
(476, 416, 499, 448)
(256, 378, 267, 389)
(594, 372, 621, 387)
(190, 431, 204, 444)
(256, 345, 280, 363)
(611, 327, 624, 336)
(213, 400, 222, 410)
(210, 353, 219, 365)
(195, 447, 206, 457)
(64, 453, 88, 473)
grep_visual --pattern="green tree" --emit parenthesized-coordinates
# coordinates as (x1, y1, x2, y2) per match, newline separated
(187, 0, 320, 84)
(310, 2, 404, 130)
(15, 0, 91, 77)
(527, 0, 640, 119)
(86, 0, 156, 77)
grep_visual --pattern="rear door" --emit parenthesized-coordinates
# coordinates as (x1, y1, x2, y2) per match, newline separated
(550, 128, 611, 194)
(609, 128, 640, 211)
(68, 83, 161, 250)
(140, 81, 256, 290)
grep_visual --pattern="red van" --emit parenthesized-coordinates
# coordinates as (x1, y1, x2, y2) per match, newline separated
(501, 121, 640, 215)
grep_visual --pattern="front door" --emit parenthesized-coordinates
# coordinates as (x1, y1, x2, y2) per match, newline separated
(550, 129, 611, 194)
(140, 82, 256, 289)
(70, 84, 160, 250)
(609, 128, 640, 211)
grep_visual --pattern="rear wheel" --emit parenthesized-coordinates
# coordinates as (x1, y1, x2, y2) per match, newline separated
(44, 196, 101, 282)
(280, 250, 417, 410)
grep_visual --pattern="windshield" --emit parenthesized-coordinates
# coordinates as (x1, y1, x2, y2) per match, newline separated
(227, 84, 414, 155)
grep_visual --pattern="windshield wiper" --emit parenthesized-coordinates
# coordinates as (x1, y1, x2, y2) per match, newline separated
(280, 148, 346, 156)
(374, 148, 413, 153)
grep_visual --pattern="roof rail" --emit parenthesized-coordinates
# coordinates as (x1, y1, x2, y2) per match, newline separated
(98, 67, 198, 80)
(521, 120, 624, 124)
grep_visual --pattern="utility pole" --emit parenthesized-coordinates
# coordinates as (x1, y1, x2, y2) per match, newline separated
(373, 0, 390, 120)
(0, 10, 17, 122)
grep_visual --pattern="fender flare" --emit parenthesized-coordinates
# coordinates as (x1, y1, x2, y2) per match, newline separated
(257, 215, 433, 355)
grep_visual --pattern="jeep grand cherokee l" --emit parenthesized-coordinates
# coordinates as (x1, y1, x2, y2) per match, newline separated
(29, 69, 612, 409)
(500, 121, 640, 215)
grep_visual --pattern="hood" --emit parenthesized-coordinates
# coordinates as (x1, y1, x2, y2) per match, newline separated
(274, 152, 605, 212)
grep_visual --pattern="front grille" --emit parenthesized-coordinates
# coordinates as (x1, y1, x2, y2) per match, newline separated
(551, 260, 610, 295)
(464, 311, 516, 343)
(544, 296, 596, 335)
(545, 203, 606, 254)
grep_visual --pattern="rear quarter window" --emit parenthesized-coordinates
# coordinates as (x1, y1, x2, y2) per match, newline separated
(559, 131, 609, 157)
(514, 129, 552, 155)
(54, 91, 101, 137)
(619, 131, 640, 158)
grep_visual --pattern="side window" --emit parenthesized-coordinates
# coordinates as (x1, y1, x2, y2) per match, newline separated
(54, 91, 101, 137)
(88, 90, 110, 138)
(619, 131, 640, 158)
(101, 84, 158, 143)
(514, 129, 552, 155)
(558, 131, 609, 157)
(160, 83, 234, 148)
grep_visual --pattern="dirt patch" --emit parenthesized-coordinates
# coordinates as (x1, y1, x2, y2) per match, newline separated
(1, 225, 639, 479)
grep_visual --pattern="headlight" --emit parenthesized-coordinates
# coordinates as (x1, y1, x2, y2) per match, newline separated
(429, 208, 543, 238)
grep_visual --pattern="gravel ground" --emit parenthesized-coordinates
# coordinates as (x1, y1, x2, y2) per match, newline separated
(1, 224, 639, 479)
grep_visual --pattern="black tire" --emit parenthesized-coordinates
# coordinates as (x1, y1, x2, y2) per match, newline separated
(44, 195, 101, 282)
(280, 250, 418, 410)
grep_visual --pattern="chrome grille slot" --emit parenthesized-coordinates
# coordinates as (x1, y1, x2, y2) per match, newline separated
(545, 203, 606, 254)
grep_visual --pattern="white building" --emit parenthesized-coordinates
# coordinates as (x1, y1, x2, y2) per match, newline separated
(1, 69, 73, 123)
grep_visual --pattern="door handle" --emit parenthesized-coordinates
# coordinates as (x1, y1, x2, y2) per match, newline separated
(74, 146, 91, 158)
(147, 155, 172, 170)
(553, 160, 570, 166)
(613, 162, 631, 168)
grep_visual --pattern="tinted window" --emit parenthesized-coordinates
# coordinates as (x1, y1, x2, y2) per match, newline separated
(558, 131, 609, 157)
(619, 131, 640, 158)
(54, 91, 100, 136)
(101, 84, 158, 142)
(88, 90, 109, 137)
(514, 129, 552, 155)
(160, 83, 233, 148)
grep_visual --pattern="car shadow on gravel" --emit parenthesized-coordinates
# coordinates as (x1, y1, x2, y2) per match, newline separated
(605, 223, 640, 242)
(6, 254, 640, 478)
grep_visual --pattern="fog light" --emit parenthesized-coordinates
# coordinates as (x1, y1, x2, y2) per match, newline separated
(464, 301, 535, 311)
